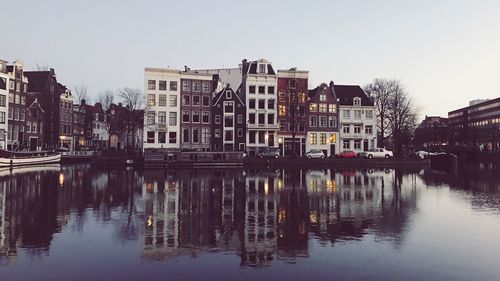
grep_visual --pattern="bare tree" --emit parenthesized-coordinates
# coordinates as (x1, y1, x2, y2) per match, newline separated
(365, 79, 418, 156)
(118, 88, 145, 152)
(97, 90, 114, 111)
(35, 63, 49, 71)
(74, 85, 90, 104)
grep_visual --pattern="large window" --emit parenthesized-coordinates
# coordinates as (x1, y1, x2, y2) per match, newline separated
(225, 116, 233, 127)
(249, 99, 255, 109)
(169, 112, 177, 126)
(343, 140, 350, 149)
(224, 130, 233, 142)
(249, 113, 255, 124)
(202, 128, 209, 143)
(353, 125, 361, 134)
(258, 99, 265, 109)
(169, 132, 176, 143)
(147, 131, 155, 143)
(258, 86, 265, 94)
(267, 113, 274, 125)
(309, 116, 317, 127)
(183, 129, 189, 143)
(365, 125, 373, 135)
(309, 103, 318, 112)
(320, 94, 326, 102)
(258, 113, 265, 125)
(249, 131, 256, 143)
(148, 80, 156, 90)
(354, 110, 362, 119)
(158, 132, 166, 143)
(224, 101, 234, 113)
(249, 86, 256, 94)
(159, 80, 167, 91)
(268, 86, 275, 94)
(310, 133, 317, 145)
(353, 97, 361, 106)
(192, 128, 199, 143)
(279, 105, 286, 116)
(319, 103, 327, 112)
(366, 110, 373, 119)
(329, 104, 336, 113)
(328, 116, 337, 128)
(0, 112, 5, 124)
(192, 95, 200, 106)
(182, 111, 190, 123)
(147, 94, 155, 106)
(0, 95, 6, 107)
(319, 116, 327, 127)
(202, 96, 210, 106)
(169, 95, 177, 107)
(202, 82, 211, 93)
(182, 81, 190, 91)
(158, 111, 166, 124)
(354, 140, 361, 149)
(342, 125, 350, 134)
(320, 133, 327, 145)
(268, 99, 275, 109)
(147, 111, 155, 125)
(182, 95, 190, 106)
(192, 111, 200, 123)
(159, 94, 167, 106)
(193, 82, 201, 92)
(170, 81, 178, 91)
(343, 110, 350, 119)
(202, 111, 209, 123)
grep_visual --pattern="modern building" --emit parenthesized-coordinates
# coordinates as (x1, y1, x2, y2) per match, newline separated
(211, 85, 246, 151)
(335, 84, 377, 153)
(58, 84, 73, 150)
(448, 98, 500, 151)
(241, 59, 279, 156)
(6, 60, 28, 150)
(414, 116, 448, 148)
(179, 71, 215, 151)
(0, 60, 9, 150)
(306, 82, 340, 156)
(143, 68, 181, 150)
(277, 68, 309, 157)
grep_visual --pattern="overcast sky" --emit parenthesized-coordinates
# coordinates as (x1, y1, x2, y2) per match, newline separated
(2, 0, 499, 118)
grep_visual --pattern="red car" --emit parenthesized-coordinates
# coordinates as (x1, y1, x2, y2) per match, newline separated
(335, 150, 357, 159)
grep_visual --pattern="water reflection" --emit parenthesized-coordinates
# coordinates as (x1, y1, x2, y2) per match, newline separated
(0, 164, 499, 270)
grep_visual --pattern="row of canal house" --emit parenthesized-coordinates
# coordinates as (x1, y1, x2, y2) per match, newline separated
(143, 58, 377, 156)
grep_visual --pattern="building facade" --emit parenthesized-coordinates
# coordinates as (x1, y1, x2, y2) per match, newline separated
(211, 85, 246, 151)
(143, 68, 181, 150)
(6, 60, 28, 150)
(90, 103, 108, 150)
(72, 103, 85, 150)
(25, 98, 45, 151)
(59, 84, 73, 150)
(241, 59, 279, 156)
(306, 82, 340, 156)
(0, 60, 9, 150)
(277, 69, 309, 156)
(414, 116, 448, 148)
(448, 98, 500, 151)
(179, 72, 214, 151)
(335, 84, 377, 153)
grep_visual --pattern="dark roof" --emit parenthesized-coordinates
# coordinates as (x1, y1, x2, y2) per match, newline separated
(333, 84, 373, 106)
(244, 60, 276, 75)
(308, 82, 336, 99)
(212, 85, 245, 106)
(24, 70, 56, 92)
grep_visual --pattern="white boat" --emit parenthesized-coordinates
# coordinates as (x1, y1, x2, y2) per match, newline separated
(0, 150, 62, 167)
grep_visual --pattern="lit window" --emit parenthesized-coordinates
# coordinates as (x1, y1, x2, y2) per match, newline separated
(309, 103, 317, 112)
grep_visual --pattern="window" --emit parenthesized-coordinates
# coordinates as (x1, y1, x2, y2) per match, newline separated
(170, 81, 178, 91)
(343, 140, 350, 149)
(366, 110, 373, 119)
(258, 131, 265, 143)
(147, 111, 155, 125)
(224, 101, 233, 113)
(8, 107, 12, 120)
(365, 125, 373, 135)
(0, 112, 5, 124)
(329, 104, 336, 113)
(215, 115, 221, 124)
(9, 93, 13, 103)
(354, 140, 361, 149)
(14, 107, 19, 120)
(148, 80, 156, 90)
(202, 128, 209, 143)
(249, 131, 256, 143)
(267, 113, 274, 125)
(309, 103, 318, 112)
(279, 105, 286, 116)
(159, 80, 167, 91)
(319, 103, 327, 112)
(15, 94, 20, 104)
(268, 99, 275, 109)
(202, 96, 210, 106)
(183, 129, 189, 143)
(182, 95, 190, 106)
(147, 131, 155, 143)
(249, 113, 255, 124)
(169, 112, 177, 126)
(280, 120, 286, 131)
(259, 64, 266, 73)
(354, 125, 361, 134)
(343, 110, 350, 119)
(258, 99, 265, 109)
(0, 95, 5, 107)
(319, 116, 327, 127)
(147, 94, 155, 106)
(9, 81, 14, 90)
(182, 81, 190, 91)
(202, 82, 211, 93)
(320, 133, 327, 145)
(258, 113, 265, 125)
(20, 109, 25, 121)
(258, 86, 265, 94)
(192, 111, 200, 123)
(192, 82, 201, 92)
(353, 98, 361, 106)
(202, 111, 209, 123)
(310, 133, 317, 145)
(249, 86, 256, 94)
(279, 92, 286, 102)
(298, 122, 305, 132)
(237, 128, 243, 137)
(328, 116, 337, 127)
(224, 130, 233, 142)
(249, 99, 256, 109)
(159, 94, 167, 106)
(169, 132, 177, 143)
(238, 114, 243, 124)
(158, 132, 166, 143)
(192, 95, 200, 106)
(342, 125, 350, 134)
(225, 116, 233, 127)
(192, 128, 199, 143)
(215, 129, 221, 138)
(182, 111, 190, 123)
(169, 95, 177, 107)
(158, 111, 166, 124)
(0, 78, 5, 90)
(354, 110, 362, 119)
(268, 86, 275, 94)
(320, 94, 326, 102)
(21, 96, 26, 106)
(309, 116, 317, 127)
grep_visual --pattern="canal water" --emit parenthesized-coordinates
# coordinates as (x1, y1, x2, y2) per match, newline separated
(1, 164, 500, 281)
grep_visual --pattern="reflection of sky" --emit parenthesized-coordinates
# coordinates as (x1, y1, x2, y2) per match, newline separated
(0, 167, 500, 281)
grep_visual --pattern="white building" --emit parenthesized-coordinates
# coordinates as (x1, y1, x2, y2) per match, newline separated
(335, 84, 377, 153)
(195, 64, 243, 91)
(143, 68, 181, 150)
(241, 59, 279, 155)
(0, 60, 9, 150)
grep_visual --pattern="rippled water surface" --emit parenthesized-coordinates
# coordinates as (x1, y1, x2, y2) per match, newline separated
(1, 164, 500, 281)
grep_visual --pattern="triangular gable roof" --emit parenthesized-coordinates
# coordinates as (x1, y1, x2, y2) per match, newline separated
(212, 85, 245, 106)
(333, 84, 374, 106)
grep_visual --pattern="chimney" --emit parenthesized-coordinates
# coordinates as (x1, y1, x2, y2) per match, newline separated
(81, 99, 86, 105)
(184, 65, 190, 72)
(242, 59, 248, 77)
(118, 103, 122, 107)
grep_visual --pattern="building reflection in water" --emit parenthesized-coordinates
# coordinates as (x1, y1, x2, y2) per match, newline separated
(0, 165, 426, 267)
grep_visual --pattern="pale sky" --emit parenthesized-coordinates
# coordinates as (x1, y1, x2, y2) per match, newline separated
(2, 0, 499, 119)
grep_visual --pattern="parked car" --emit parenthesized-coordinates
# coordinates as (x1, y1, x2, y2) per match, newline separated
(257, 147, 280, 158)
(358, 148, 394, 158)
(305, 149, 325, 159)
(335, 150, 357, 159)
(415, 150, 430, 159)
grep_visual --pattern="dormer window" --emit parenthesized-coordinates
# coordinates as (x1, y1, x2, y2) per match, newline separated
(259, 64, 266, 74)
(226, 90, 232, 99)
(353, 97, 361, 106)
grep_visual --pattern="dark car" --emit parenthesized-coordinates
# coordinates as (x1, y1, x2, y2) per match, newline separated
(257, 147, 280, 158)
(335, 150, 357, 159)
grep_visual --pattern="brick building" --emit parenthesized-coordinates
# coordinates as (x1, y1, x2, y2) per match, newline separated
(6, 60, 28, 150)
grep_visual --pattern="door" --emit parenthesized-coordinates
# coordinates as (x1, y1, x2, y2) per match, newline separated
(363, 139, 369, 151)
(330, 143, 336, 156)
(30, 137, 38, 151)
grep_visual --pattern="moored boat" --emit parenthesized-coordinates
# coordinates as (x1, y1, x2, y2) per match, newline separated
(0, 150, 61, 167)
